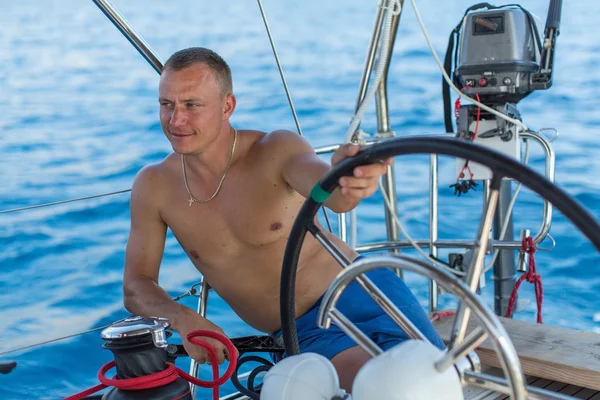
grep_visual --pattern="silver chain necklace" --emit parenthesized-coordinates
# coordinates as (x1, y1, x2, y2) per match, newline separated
(181, 128, 238, 206)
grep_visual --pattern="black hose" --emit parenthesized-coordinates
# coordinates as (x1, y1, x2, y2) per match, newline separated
(230, 355, 273, 400)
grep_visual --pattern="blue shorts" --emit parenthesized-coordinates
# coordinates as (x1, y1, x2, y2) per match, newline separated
(273, 259, 445, 360)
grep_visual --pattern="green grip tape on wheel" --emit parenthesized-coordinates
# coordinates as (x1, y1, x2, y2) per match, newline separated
(310, 183, 331, 203)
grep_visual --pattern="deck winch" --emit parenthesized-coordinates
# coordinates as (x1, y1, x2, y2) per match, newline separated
(65, 316, 285, 400)
(97, 316, 192, 400)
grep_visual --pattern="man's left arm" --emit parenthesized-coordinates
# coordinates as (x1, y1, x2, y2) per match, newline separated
(272, 130, 392, 213)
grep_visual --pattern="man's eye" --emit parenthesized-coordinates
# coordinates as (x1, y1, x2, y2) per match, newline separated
(160, 102, 172, 108)
(187, 103, 199, 108)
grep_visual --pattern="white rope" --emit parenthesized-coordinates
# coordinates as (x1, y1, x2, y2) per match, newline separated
(379, 178, 466, 276)
(344, 0, 401, 144)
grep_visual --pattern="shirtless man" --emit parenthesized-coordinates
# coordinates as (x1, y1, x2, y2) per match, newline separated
(123, 47, 443, 392)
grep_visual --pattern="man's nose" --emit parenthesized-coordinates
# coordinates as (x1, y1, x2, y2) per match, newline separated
(170, 107, 187, 127)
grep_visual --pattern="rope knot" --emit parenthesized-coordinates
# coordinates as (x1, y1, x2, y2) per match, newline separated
(505, 235, 544, 324)
(525, 271, 542, 287)
(522, 236, 536, 255)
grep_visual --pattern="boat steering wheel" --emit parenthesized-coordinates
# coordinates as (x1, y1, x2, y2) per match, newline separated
(279, 136, 600, 400)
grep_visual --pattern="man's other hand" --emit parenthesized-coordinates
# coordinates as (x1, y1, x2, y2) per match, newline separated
(178, 312, 239, 365)
(332, 144, 393, 199)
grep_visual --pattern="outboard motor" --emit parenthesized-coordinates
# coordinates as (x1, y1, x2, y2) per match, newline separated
(99, 316, 191, 400)
(442, 1, 562, 185)
(443, 0, 563, 137)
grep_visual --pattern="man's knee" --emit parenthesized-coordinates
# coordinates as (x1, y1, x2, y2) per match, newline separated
(330, 345, 372, 393)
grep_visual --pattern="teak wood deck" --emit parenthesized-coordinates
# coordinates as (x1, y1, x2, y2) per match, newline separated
(433, 314, 600, 398)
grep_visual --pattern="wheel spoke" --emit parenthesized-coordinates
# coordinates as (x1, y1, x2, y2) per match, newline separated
(463, 370, 572, 400)
(450, 176, 502, 347)
(311, 224, 431, 342)
(435, 326, 487, 372)
(355, 274, 430, 343)
(330, 309, 383, 357)
(317, 257, 431, 343)
(309, 222, 353, 267)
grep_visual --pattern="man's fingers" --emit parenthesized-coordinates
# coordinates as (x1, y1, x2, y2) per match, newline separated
(332, 143, 369, 166)
(208, 351, 225, 365)
(351, 163, 389, 178)
(184, 329, 238, 365)
(193, 355, 206, 364)
(339, 177, 376, 189)
(340, 186, 378, 198)
(223, 346, 239, 362)
(186, 340, 226, 365)
(196, 350, 224, 365)
(337, 160, 391, 198)
(205, 339, 228, 364)
(217, 348, 226, 364)
(345, 144, 362, 156)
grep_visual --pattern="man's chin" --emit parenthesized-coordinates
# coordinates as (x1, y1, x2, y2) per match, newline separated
(172, 146, 197, 156)
(170, 140, 190, 154)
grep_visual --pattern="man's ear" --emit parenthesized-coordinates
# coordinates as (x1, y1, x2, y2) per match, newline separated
(222, 93, 236, 120)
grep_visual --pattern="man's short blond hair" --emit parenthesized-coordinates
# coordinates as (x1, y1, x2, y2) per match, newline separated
(163, 47, 233, 96)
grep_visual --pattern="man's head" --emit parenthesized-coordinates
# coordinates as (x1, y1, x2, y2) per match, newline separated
(159, 48, 236, 156)
(163, 47, 232, 97)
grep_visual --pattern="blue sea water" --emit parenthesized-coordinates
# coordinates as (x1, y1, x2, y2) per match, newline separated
(1, 0, 599, 398)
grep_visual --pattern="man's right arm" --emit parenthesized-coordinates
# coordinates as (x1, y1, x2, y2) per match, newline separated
(122, 166, 236, 364)
(122, 165, 187, 328)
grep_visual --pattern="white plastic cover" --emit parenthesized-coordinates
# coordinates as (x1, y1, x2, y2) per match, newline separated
(352, 340, 464, 400)
(260, 352, 341, 400)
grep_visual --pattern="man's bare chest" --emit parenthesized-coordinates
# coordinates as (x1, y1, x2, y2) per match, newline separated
(161, 166, 305, 264)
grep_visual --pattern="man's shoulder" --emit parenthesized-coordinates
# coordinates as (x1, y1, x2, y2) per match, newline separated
(252, 129, 312, 156)
(258, 129, 303, 145)
(132, 153, 177, 192)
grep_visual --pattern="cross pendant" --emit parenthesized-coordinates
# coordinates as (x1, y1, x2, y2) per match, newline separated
(188, 197, 194, 207)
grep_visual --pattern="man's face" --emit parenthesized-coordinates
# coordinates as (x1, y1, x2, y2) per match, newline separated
(158, 63, 227, 155)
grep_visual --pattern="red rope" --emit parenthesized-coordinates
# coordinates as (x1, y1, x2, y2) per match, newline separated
(429, 310, 456, 322)
(65, 330, 238, 400)
(456, 161, 474, 182)
(454, 89, 481, 183)
(454, 88, 481, 138)
(505, 237, 544, 323)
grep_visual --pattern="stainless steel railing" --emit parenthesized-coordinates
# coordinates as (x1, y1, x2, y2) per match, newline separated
(92, 0, 163, 73)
